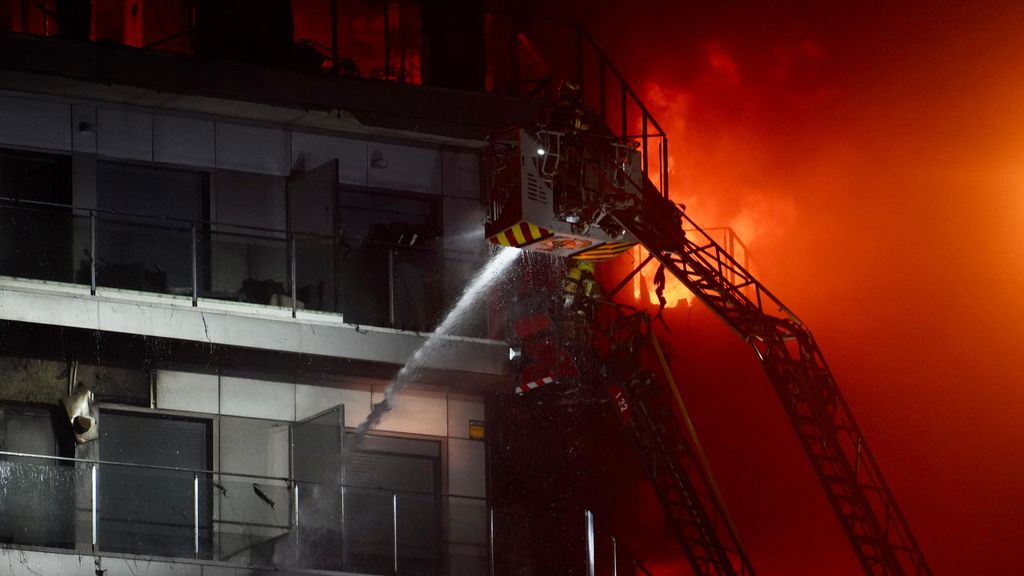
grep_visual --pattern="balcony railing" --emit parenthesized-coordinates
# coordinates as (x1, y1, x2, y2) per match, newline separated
(0, 450, 651, 575)
(0, 197, 485, 336)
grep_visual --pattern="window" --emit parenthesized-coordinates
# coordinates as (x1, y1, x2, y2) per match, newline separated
(98, 410, 213, 557)
(338, 189, 442, 329)
(0, 148, 73, 282)
(0, 403, 75, 549)
(290, 405, 442, 573)
(97, 161, 206, 221)
(94, 161, 208, 293)
(338, 189, 439, 244)
(343, 434, 442, 574)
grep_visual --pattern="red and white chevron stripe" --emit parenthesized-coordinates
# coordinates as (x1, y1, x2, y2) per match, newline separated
(515, 375, 555, 396)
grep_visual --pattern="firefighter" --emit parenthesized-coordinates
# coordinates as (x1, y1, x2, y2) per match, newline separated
(543, 80, 589, 134)
(562, 260, 600, 308)
(561, 259, 602, 344)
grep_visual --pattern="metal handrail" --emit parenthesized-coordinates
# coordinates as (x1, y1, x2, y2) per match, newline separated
(0, 196, 331, 240)
(1, 195, 457, 328)
(0, 195, 449, 250)
(0, 449, 485, 501)
(1, 449, 656, 573)
(1, 448, 487, 568)
(0, 449, 289, 483)
(571, 24, 669, 198)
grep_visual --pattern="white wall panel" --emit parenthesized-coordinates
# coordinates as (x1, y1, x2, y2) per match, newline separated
(154, 115, 215, 167)
(97, 107, 152, 161)
(291, 131, 367, 186)
(447, 392, 485, 439)
(155, 370, 219, 414)
(442, 150, 481, 199)
(216, 123, 289, 176)
(337, 383, 374, 425)
(367, 142, 442, 195)
(372, 383, 447, 436)
(71, 105, 96, 153)
(295, 383, 343, 421)
(219, 416, 290, 476)
(448, 438, 486, 498)
(220, 376, 295, 420)
(0, 96, 70, 151)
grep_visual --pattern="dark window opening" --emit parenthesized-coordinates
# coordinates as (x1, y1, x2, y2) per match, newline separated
(0, 148, 74, 282)
(339, 188, 443, 331)
(93, 161, 208, 294)
(0, 403, 76, 549)
(338, 188, 439, 245)
(81, 364, 152, 407)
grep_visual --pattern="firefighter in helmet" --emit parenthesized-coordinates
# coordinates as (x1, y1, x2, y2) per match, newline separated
(562, 259, 602, 344)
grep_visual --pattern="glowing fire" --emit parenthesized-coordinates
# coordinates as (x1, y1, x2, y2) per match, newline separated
(627, 40, 803, 308)
(632, 247, 694, 307)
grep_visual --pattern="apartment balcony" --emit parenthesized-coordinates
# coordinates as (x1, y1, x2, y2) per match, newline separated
(0, 449, 485, 575)
(0, 451, 651, 576)
(0, 198, 508, 377)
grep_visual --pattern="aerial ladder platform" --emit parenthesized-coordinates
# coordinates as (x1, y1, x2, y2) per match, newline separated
(509, 266, 757, 576)
(485, 101, 932, 574)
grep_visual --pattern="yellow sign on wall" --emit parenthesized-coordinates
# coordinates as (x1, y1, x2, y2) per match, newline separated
(468, 419, 485, 441)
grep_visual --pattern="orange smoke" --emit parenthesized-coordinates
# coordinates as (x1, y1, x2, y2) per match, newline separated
(629, 39, 809, 308)
(580, 2, 1024, 574)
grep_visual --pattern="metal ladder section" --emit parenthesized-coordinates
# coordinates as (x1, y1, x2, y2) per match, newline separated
(607, 312, 756, 576)
(614, 185, 932, 576)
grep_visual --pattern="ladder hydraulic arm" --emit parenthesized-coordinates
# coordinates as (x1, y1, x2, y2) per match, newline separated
(509, 268, 755, 576)
(612, 186, 932, 576)
(605, 310, 756, 576)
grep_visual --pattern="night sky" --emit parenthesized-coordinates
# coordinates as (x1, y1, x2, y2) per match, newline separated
(540, 1, 1023, 574)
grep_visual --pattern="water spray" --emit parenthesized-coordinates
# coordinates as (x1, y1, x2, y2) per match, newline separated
(353, 247, 519, 440)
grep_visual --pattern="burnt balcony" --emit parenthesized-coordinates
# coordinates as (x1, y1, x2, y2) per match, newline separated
(0, 1, 669, 183)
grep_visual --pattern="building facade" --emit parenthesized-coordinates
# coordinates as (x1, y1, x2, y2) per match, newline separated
(0, 3, 522, 575)
(0, 2, 670, 574)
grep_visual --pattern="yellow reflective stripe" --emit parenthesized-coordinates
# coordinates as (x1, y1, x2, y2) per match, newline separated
(573, 242, 637, 261)
(511, 224, 528, 245)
